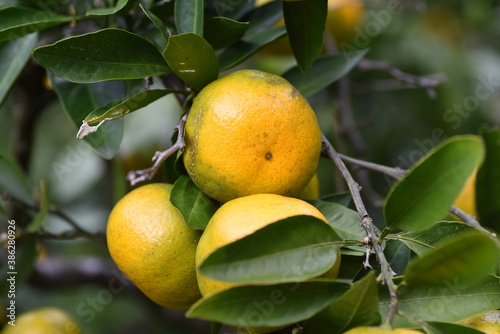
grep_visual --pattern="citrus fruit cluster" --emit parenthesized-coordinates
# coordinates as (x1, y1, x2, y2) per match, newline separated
(106, 69, 342, 333)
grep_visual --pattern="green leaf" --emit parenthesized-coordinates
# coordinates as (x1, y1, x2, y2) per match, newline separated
(0, 32, 38, 106)
(26, 181, 49, 233)
(404, 231, 499, 287)
(477, 126, 500, 230)
(175, 0, 204, 35)
(199, 216, 341, 284)
(0, 6, 73, 42)
(303, 271, 380, 334)
(398, 221, 474, 256)
(320, 192, 352, 207)
(204, 17, 248, 49)
(307, 200, 367, 254)
(282, 0, 328, 72)
(0, 155, 32, 204)
(422, 321, 486, 334)
(187, 280, 350, 327)
(383, 239, 411, 276)
(205, 0, 255, 20)
(139, 3, 170, 43)
(77, 89, 172, 139)
(283, 50, 368, 97)
(384, 135, 485, 232)
(170, 175, 219, 230)
(211, 322, 222, 334)
(163, 33, 218, 92)
(217, 0, 286, 70)
(33, 28, 170, 83)
(379, 275, 500, 328)
(86, 0, 129, 16)
(50, 75, 124, 159)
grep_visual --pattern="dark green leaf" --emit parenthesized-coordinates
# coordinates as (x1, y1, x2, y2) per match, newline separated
(26, 181, 49, 233)
(0, 6, 73, 42)
(211, 322, 222, 334)
(187, 280, 350, 327)
(399, 221, 474, 256)
(77, 89, 172, 139)
(422, 321, 486, 334)
(303, 271, 380, 334)
(205, 0, 255, 20)
(384, 135, 485, 232)
(199, 216, 341, 284)
(139, 3, 170, 42)
(33, 28, 170, 83)
(404, 231, 499, 286)
(50, 75, 124, 159)
(308, 200, 367, 254)
(320, 192, 352, 207)
(0, 32, 38, 105)
(86, 0, 129, 16)
(283, 50, 368, 97)
(163, 33, 218, 92)
(175, 0, 204, 35)
(379, 275, 500, 328)
(217, 0, 286, 70)
(204, 17, 248, 49)
(282, 0, 328, 71)
(0, 155, 32, 205)
(383, 239, 411, 276)
(170, 175, 219, 230)
(477, 126, 500, 230)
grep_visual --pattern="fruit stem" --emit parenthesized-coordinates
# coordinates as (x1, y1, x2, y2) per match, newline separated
(321, 133, 399, 325)
(126, 113, 188, 186)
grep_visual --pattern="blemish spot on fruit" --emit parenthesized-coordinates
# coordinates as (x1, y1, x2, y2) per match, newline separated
(265, 152, 273, 161)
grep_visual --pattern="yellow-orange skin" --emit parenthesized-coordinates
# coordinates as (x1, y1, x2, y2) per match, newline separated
(452, 169, 477, 217)
(299, 173, 321, 199)
(459, 310, 500, 334)
(196, 194, 340, 334)
(0, 307, 81, 334)
(342, 327, 423, 334)
(106, 183, 202, 311)
(184, 70, 322, 203)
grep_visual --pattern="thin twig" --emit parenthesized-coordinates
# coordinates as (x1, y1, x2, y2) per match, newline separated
(357, 58, 447, 99)
(126, 113, 187, 186)
(321, 133, 399, 325)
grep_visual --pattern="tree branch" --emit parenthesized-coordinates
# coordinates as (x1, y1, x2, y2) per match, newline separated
(321, 133, 399, 325)
(126, 113, 187, 186)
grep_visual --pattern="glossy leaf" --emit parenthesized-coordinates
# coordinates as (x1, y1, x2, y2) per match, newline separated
(170, 175, 219, 230)
(204, 17, 248, 49)
(175, 0, 203, 35)
(218, 1, 286, 70)
(379, 275, 500, 328)
(86, 0, 129, 16)
(0, 155, 32, 205)
(199, 216, 341, 284)
(50, 75, 124, 159)
(308, 200, 367, 254)
(282, 0, 328, 71)
(422, 321, 486, 334)
(303, 271, 380, 334)
(139, 3, 170, 43)
(205, 0, 255, 20)
(163, 33, 218, 92)
(283, 49, 368, 97)
(383, 239, 411, 277)
(319, 192, 352, 207)
(477, 126, 500, 230)
(384, 135, 484, 232)
(404, 231, 499, 286)
(399, 221, 473, 256)
(77, 89, 172, 139)
(33, 28, 170, 83)
(0, 6, 73, 42)
(187, 280, 350, 327)
(0, 32, 38, 105)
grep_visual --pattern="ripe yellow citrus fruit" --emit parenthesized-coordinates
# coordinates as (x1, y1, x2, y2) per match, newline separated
(459, 310, 500, 334)
(299, 173, 321, 199)
(195, 193, 340, 297)
(106, 183, 202, 310)
(1, 307, 81, 334)
(342, 327, 423, 334)
(183, 69, 322, 203)
(452, 169, 477, 217)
